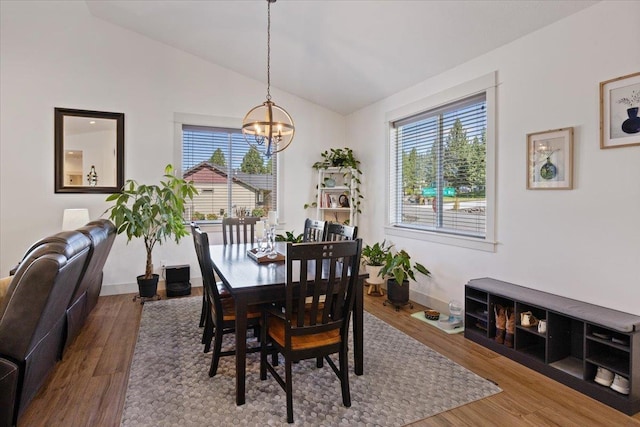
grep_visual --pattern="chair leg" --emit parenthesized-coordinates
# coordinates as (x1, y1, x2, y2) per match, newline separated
(316, 357, 323, 368)
(339, 348, 351, 407)
(285, 357, 294, 424)
(202, 311, 214, 353)
(209, 327, 224, 377)
(260, 315, 268, 381)
(199, 294, 207, 327)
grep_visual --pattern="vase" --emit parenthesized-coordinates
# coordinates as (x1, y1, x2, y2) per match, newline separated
(365, 265, 384, 285)
(540, 157, 557, 180)
(137, 274, 159, 298)
(386, 279, 410, 304)
(621, 107, 640, 134)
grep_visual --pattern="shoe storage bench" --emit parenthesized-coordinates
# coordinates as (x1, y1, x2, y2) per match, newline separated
(464, 277, 640, 415)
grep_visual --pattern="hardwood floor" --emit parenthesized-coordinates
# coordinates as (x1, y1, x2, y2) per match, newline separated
(18, 288, 640, 426)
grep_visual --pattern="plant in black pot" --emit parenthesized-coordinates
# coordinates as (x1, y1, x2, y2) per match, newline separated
(362, 240, 393, 286)
(379, 249, 430, 310)
(104, 164, 197, 299)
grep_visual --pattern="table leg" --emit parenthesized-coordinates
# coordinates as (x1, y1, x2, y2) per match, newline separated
(354, 277, 364, 375)
(234, 297, 248, 405)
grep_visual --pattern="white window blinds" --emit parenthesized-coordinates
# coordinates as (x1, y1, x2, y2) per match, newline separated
(390, 93, 487, 238)
(182, 125, 277, 221)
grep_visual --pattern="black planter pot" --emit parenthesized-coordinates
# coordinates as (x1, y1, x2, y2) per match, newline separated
(137, 274, 159, 298)
(386, 279, 410, 304)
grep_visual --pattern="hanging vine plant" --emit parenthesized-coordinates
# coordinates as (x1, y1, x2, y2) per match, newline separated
(304, 148, 363, 215)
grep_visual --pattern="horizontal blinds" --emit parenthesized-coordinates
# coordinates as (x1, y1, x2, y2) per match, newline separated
(182, 125, 277, 221)
(392, 93, 486, 237)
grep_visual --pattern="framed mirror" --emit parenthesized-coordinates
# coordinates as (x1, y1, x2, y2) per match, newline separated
(54, 108, 124, 193)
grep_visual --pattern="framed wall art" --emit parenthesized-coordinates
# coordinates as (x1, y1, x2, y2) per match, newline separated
(527, 127, 573, 190)
(599, 71, 640, 149)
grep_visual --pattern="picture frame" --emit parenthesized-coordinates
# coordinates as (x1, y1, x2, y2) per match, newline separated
(599, 72, 640, 149)
(527, 127, 573, 190)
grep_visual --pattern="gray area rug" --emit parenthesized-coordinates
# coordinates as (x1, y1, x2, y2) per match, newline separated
(121, 297, 500, 426)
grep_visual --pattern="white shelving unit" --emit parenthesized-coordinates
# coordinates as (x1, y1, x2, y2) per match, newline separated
(315, 167, 357, 226)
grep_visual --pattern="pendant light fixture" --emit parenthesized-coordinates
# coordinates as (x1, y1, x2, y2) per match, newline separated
(242, 0, 294, 158)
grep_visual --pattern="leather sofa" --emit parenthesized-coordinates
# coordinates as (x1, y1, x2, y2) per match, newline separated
(65, 220, 116, 352)
(0, 220, 115, 427)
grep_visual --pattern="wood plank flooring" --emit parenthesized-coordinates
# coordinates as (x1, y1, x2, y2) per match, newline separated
(18, 288, 640, 426)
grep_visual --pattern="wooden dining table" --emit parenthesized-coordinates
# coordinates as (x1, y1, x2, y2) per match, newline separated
(209, 241, 367, 406)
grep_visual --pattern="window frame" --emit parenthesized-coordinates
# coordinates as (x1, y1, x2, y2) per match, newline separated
(384, 72, 497, 252)
(173, 112, 282, 224)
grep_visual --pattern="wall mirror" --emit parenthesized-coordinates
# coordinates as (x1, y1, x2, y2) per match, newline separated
(55, 108, 124, 193)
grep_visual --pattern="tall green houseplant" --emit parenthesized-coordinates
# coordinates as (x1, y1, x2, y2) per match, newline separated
(105, 164, 198, 284)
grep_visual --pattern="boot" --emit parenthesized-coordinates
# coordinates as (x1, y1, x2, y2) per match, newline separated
(505, 306, 515, 348)
(494, 304, 506, 344)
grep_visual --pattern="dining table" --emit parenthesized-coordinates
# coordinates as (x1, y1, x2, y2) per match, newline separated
(209, 241, 367, 406)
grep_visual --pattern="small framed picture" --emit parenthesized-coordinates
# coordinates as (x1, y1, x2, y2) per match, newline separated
(599, 72, 640, 149)
(527, 127, 573, 190)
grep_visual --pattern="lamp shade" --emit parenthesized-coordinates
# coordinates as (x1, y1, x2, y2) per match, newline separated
(242, 100, 295, 157)
(62, 208, 90, 230)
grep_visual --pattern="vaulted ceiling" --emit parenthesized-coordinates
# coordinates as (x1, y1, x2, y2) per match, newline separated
(86, 0, 598, 115)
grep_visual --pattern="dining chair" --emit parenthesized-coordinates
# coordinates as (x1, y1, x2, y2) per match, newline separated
(190, 223, 231, 352)
(325, 223, 358, 241)
(302, 218, 328, 242)
(260, 239, 363, 423)
(221, 217, 260, 245)
(192, 227, 263, 376)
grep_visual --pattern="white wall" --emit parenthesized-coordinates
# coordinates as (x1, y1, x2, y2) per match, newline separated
(0, 1, 345, 292)
(349, 1, 640, 315)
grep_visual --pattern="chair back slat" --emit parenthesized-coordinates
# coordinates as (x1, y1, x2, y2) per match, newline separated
(222, 217, 259, 245)
(302, 218, 328, 242)
(285, 240, 362, 339)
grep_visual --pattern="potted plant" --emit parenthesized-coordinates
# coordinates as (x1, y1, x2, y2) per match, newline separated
(104, 164, 197, 298)
(379, 249, 430, 307)
(275, 231, 304, 242)
(362, 240, 393, 285)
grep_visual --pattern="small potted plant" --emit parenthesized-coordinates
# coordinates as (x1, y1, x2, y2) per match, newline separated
(379, 249, 430, 308)
(275, 230, 304, 243)
(104, 164, 198, 298)
(362, 240, 393, 285)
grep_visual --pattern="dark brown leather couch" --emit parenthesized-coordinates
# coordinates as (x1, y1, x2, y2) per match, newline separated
(0, 220, 115, 427)
(65, 220, 116, 352)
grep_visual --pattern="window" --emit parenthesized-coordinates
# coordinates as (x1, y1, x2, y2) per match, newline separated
(386, 73, 495, 250)
(181, 125, 277, 222)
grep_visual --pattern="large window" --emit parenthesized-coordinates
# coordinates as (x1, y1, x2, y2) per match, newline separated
(181, 125, 277, 222)
(387, 73, 495, 249)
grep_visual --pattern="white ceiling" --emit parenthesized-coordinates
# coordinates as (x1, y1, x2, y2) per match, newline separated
(86, 0, 598, 115)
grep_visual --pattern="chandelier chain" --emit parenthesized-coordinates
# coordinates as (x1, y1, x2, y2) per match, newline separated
(266, 0, 271, 101)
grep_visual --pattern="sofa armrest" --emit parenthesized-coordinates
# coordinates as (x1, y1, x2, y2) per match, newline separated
(0, 358, 18, 427)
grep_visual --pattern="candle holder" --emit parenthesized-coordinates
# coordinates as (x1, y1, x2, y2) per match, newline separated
(267, 225, 278, 259)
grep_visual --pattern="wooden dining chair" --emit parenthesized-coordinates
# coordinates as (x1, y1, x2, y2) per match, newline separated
(192, 227, 263, 376)
(221, 217, 260, 245)
(190, 223, 209, 329)
(190, 222, 232, 353)
(325, 223, 358, 241)
(302, 218, 328, 242)
(260, 239, 363, 423)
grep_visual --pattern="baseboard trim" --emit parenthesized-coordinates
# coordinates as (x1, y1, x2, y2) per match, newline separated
(100, 277, 204, 296)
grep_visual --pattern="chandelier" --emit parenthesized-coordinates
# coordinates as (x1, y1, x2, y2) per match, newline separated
(242, 0, 294, 158)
